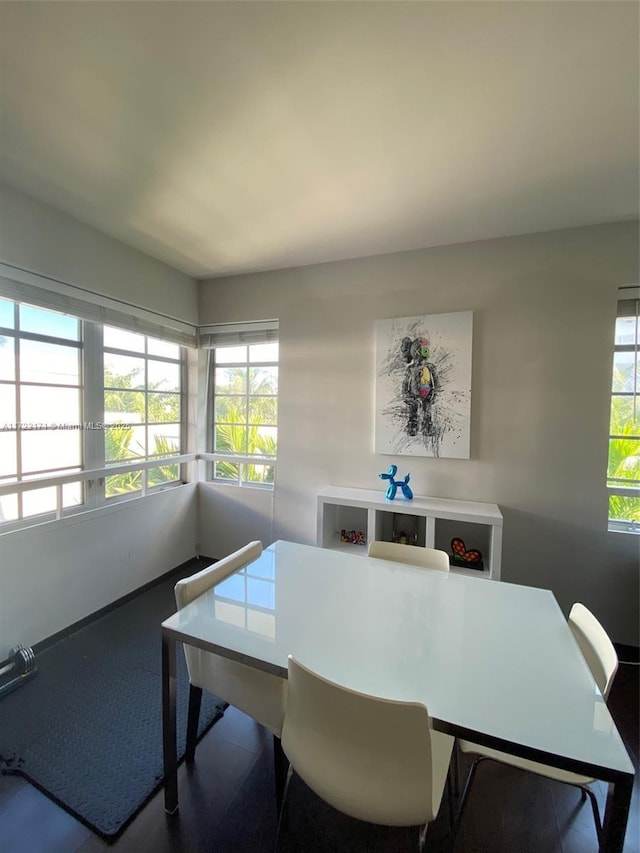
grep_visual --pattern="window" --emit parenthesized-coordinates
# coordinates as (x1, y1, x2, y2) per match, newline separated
(210, 340, 278, 487)
(0, 296, 187, 527)
(103, 326, 183, 499)
(0, 300, 83, 521)
(607, 289, 640, 533)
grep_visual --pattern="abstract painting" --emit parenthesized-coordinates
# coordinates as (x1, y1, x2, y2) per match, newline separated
(375, 311, 473, 458)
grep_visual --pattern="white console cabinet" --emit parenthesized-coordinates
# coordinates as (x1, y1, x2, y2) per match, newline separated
(317, 486, 503, 580)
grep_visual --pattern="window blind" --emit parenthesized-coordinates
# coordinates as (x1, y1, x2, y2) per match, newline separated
(0, 264, 198, 347)
(617, 289, 640, 318)
(198, 319, 278, 348)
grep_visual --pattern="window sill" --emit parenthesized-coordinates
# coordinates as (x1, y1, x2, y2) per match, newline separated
(607, 521, 640, 536)
(0, 482, 192, 537)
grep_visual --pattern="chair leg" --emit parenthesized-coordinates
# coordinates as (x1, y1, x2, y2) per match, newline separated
(273, 734, 287, 814)
(274, 764, 293, 853)
(446, 767, 455, 829)
(452, 756, 486, 838)
(418, 821, 429, 853)
(453, 740, 460, 798)
(185, 684, 203, 763)
(575, 784, 603, 843)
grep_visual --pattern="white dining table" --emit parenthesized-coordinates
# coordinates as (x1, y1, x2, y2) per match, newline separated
(161, 539, 635, 852)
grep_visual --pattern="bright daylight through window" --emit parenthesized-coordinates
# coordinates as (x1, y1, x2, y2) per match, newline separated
(210, 341, 278, 488)
(0, 297, 185, 528)
(607, 288, 640, 533)
(104, 326, 183, 498)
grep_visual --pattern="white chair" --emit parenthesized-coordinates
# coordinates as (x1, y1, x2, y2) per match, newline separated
(454, 603, 619, 844)
(278, 655, 454, 851)
(368, 539, 450, 572)
(174, 541, 287, 778)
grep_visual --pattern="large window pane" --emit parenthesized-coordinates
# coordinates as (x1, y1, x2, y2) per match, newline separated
(148, 463, 180, 486)
(249, 342, 278, 363)
(216, 396, 245, 424)
(214, 460, 239, 482)
(63, 481, 83, 509)
(610, 396, 640, 433)
(22, 486, 57, 518)
(104, 390, 145, 422)
(612, 351, 639, 393)
(0, 337, 15, 380)
(148, 392, 180, 423)
(148, 423, 180, 455)
(215, 345, 247, 364)
(249, 425, 277, 456)
(210, 333, 278, 488)
(19, 305, 79, 340)
(20, 386, 80, 425)
(21, 430, 81, 473)
(105, 471, 142, 498)
(216, 423, 247, 454)
(104, 354, 145, 389)
(249, 397, 277, 425)
(104, 424, 147, 462)
(147, 338, 180, 358)
(0, 302, 185, 523)
(19, 340, 80, 384)
(104, 326, 144, 352)
(105, 424, 139, 463)
(249, 366, 278, 394)
(215, 366, 247, 395)
(607, 437, 640, 483)
(0, 384, 16, 425)
(0, 432, 17, 476)
(148, 359, 180, 391)
(615, 316, 639, 346)
(608, 494, 640, 526)
(243, 462, 274, 484)
(0, 299, 14, 329)
(0, 493, 18, 522)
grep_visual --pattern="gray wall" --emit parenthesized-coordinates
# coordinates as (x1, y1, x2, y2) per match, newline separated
(199, 221, 640, 646)
(0, 182, 198, 323)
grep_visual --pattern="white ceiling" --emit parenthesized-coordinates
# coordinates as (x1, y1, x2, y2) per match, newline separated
(0, 1, 637, 279)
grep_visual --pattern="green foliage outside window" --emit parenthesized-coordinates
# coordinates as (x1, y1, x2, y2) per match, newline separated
(608, 365, 640, 524)
(213, 360, 278, 486)
(104, 367, 181, 497)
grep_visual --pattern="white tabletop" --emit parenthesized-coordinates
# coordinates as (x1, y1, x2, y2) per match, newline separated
(163, 540, 633, 779)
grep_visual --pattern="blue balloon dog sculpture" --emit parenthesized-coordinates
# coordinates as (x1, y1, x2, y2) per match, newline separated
(379, 465, 413, 501)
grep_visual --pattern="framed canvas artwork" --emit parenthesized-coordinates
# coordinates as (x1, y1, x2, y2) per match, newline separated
(375, 311, 473, 458)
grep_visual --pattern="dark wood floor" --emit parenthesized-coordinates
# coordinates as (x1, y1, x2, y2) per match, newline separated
(1, 659, 638, 853)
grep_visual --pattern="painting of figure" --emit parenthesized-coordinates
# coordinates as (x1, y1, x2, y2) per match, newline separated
(375, 312, 473, 458)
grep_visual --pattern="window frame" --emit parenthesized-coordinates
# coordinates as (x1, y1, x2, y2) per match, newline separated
(0, 296, 189, 530)
(102, 325, 186, 503)
(208, 339, 278, 490)
(607, 289, 640, 534)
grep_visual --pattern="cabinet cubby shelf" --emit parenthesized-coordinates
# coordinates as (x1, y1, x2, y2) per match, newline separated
(317, 485, 503, 580)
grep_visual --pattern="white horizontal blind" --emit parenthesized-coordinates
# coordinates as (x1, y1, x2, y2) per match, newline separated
(198, 320, 278, 348)
(0, 264, 198, 347)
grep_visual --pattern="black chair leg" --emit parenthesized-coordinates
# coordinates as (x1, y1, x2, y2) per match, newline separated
(452, 757, 485, 838)
(273, 734, 287, 814)
(453, 740, 460, 797)
(274, 764, 293, 853)
(185, 684, 203, 763)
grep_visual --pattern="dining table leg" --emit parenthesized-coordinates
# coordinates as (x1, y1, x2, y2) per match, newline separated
(162, 631, 179, 814)
(599, 773, 633, 853)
